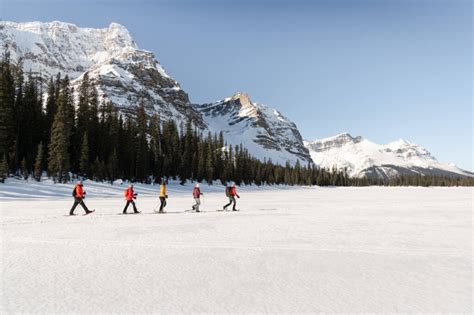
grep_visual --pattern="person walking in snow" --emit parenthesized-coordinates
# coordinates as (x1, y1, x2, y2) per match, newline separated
(123, 184, 140, 214)
(157, 179, 168, 213)
(223, 183, 240, 211)
(192, 183, 203, 212)
(69, 180, 94, 215)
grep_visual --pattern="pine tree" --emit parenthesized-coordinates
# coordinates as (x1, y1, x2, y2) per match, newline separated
(92, 157, 102, 181)
(149, 114, 162, 182)
(33, 142, 44, 181)
(19, 72, 43, 169)
(47, 79, 71, 183)
(59, 76, 76, 172)
(107, 149, 119, 184)
(0, 48, 16, 172)
(20, 157, 28, 180)
(44, 77, 57, 145)
(0, 154, 8, 183)
(75, 72, 90, 170)
(179, 120, 193, 183)
(79, 132, 90, 178)
(205, 137, 214, 184)
(135, 103, 149, 182)
(0, 153, 8, 183)
(197, 140, 206, 182)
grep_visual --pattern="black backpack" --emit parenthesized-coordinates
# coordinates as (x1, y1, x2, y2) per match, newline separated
(72, 186, 76, 197)
(225, 187, 230, 197)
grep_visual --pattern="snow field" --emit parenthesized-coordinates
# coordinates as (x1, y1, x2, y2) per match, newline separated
(0, 186, 472, 313)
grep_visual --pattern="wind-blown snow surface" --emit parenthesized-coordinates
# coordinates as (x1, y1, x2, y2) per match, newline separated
(1, 181, 471, 313)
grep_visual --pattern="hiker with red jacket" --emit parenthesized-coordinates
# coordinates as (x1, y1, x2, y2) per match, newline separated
(223, 182, 240, 211)
(70, 180, 94, 215)
(123, 184, 140, 214)
(192, 183, 203, 212)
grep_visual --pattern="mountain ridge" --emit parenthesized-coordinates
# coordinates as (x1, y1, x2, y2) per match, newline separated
(305, 133, 472, 178)
(1, 20, 310, 165)
(1, 20, 470, 177)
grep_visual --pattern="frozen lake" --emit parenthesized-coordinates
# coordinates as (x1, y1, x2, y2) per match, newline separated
(0, 185, 472, 313)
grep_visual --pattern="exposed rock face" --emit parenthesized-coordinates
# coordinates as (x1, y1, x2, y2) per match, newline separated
(305, 133, 473, 178)
(306, 132, 362, 152)
(197, 93, 312, 165)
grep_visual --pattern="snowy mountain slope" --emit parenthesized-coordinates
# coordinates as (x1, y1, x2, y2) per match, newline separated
(1, 20, 311, 164)
(197, 93, 312, 165)
(0, 21, 204, 126)
(305, 133, 473, 179)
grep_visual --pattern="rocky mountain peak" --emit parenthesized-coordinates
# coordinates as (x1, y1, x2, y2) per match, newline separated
(231, 92, 252, 107)
(306, 132, 363, 152)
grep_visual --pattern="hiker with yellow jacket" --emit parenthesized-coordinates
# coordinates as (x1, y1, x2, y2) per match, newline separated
(156, 179, 168, 213)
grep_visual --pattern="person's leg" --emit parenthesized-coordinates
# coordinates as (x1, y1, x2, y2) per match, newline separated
(232, 196, 237, 211)
(69, 198, 80, 215)
(160, 197, 166, 212)
(123, 200, 131, 214)
(195, 198, 201, 211)
(132, 200, 139, 213)
(223, 197, 232, 210)
(79, 199, 91, 213)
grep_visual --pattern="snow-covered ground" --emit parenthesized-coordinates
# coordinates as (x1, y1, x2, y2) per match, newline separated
(0, 181, 472, 313)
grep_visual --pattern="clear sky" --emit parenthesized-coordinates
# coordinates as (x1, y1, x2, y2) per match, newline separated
(2, 0, 472, 170)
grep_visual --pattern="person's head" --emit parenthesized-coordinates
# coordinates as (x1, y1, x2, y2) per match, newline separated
(77, 180, 83, 186)
(129, 183, 133, 188)
(195, 183, 200, 188)
(232, 182, 236, 187)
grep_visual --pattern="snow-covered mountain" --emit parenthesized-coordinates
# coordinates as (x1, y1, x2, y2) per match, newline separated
(0, 21, 204, 125)
(197, 93, 312, 165)
(0, 20, 310, 164)
(305, 133, 472, 179)
(2, 21, 468, 174)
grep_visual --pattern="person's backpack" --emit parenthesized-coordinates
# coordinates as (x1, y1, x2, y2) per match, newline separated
(124, 189, 128, 198)
(225, 187, 230, 197)
(72, 186, 76, 197)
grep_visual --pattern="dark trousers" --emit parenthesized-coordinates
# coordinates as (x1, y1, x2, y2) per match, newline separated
(70, 197, 90, 215)
(123, 200, 138, 213)
(224, 196, 236, 210)
(159, 197, 167, 212)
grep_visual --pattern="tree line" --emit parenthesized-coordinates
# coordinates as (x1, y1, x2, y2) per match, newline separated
(0, 51, 472, 187)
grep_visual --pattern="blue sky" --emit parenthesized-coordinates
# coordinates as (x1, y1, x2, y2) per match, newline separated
(2, 0, 472, 170)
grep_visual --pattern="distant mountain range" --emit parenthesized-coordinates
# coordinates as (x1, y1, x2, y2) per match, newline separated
(1, 20, 470, 178)
(305, 133, 472, 179)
